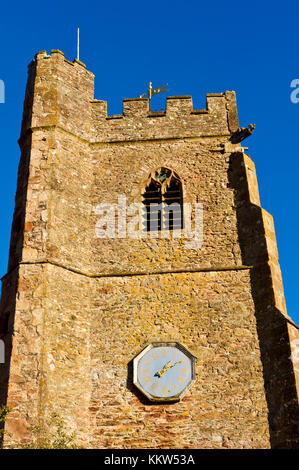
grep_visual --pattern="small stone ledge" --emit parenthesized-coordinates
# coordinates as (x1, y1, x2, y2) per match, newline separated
(123, 98, 148, 102)
(1, 259, 253, 282)
(148, 111, 166, 117)
(206, 93, 225, 97)
(167, 95, 192, 100)
(35, 50, 48, 58)
(91, 100, 107, 104)
(51, 49, 65, 57)
(74, 58, 86, 68)
(64, 58, 75, 67)
(191, 109, 209, 115)
(106, 114, 123, 120)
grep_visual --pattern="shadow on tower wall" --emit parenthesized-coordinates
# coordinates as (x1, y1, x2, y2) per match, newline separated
(228, 151, 299, 448)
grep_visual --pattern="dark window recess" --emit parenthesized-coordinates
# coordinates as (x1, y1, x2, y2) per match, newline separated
(142, 168, 184, 232)
(0, 313, 9, 335)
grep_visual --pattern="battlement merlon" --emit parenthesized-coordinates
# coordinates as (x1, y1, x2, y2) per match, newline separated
(20, 50, 95, 141)
(20, 50, 241, 143)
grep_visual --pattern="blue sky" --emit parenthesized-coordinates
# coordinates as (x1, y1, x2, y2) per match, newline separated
(0, 0, 299, 323)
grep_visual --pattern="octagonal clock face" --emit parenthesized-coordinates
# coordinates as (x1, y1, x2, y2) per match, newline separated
(133, 342, 197, 402)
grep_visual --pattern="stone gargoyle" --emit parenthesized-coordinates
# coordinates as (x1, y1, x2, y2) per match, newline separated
(230, 123, 255, 144)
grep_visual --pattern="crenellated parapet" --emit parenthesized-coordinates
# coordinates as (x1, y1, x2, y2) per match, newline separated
(90, 92, 239, 142)
(20, 51, 241, 144)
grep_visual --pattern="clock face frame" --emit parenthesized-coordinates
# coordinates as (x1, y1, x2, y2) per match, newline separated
(133, 342, 197, 402)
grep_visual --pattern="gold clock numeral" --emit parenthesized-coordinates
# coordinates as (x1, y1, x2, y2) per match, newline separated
(150, 352, 159, 360)
(140, 368, 150, 376)
(180, 367, 187, 375)
(144, 375, 152, 384)
(160, 350, 169, 357)
(177, 376, 186, 384)
(161, 385, 170, 394)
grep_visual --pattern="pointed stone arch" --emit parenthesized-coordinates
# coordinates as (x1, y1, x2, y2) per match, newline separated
(141, 167, 184, 231)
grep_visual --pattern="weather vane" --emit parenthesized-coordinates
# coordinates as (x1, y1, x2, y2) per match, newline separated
(138, 82, 168, 111)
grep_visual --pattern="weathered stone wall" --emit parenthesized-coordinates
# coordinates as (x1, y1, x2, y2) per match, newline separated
(1, 50, 299, 448)
(0, 264, 46, 443)
(89, 268, 270, 449)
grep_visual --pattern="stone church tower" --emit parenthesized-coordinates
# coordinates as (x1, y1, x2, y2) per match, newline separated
(1, 49, 299, 448)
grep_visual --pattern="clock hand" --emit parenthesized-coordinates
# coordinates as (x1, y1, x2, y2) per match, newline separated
(172, 360, 183, 367)
(156, 360, 183, 378)
(166, 360, 183, 372)
(155, 361, 172, 378)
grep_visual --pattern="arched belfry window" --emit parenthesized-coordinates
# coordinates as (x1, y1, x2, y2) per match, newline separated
(142, 167, 183, 232)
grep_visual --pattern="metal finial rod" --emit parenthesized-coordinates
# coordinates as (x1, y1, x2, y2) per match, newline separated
(77, 27, 80, 61)
(148, 82, 152, 111)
